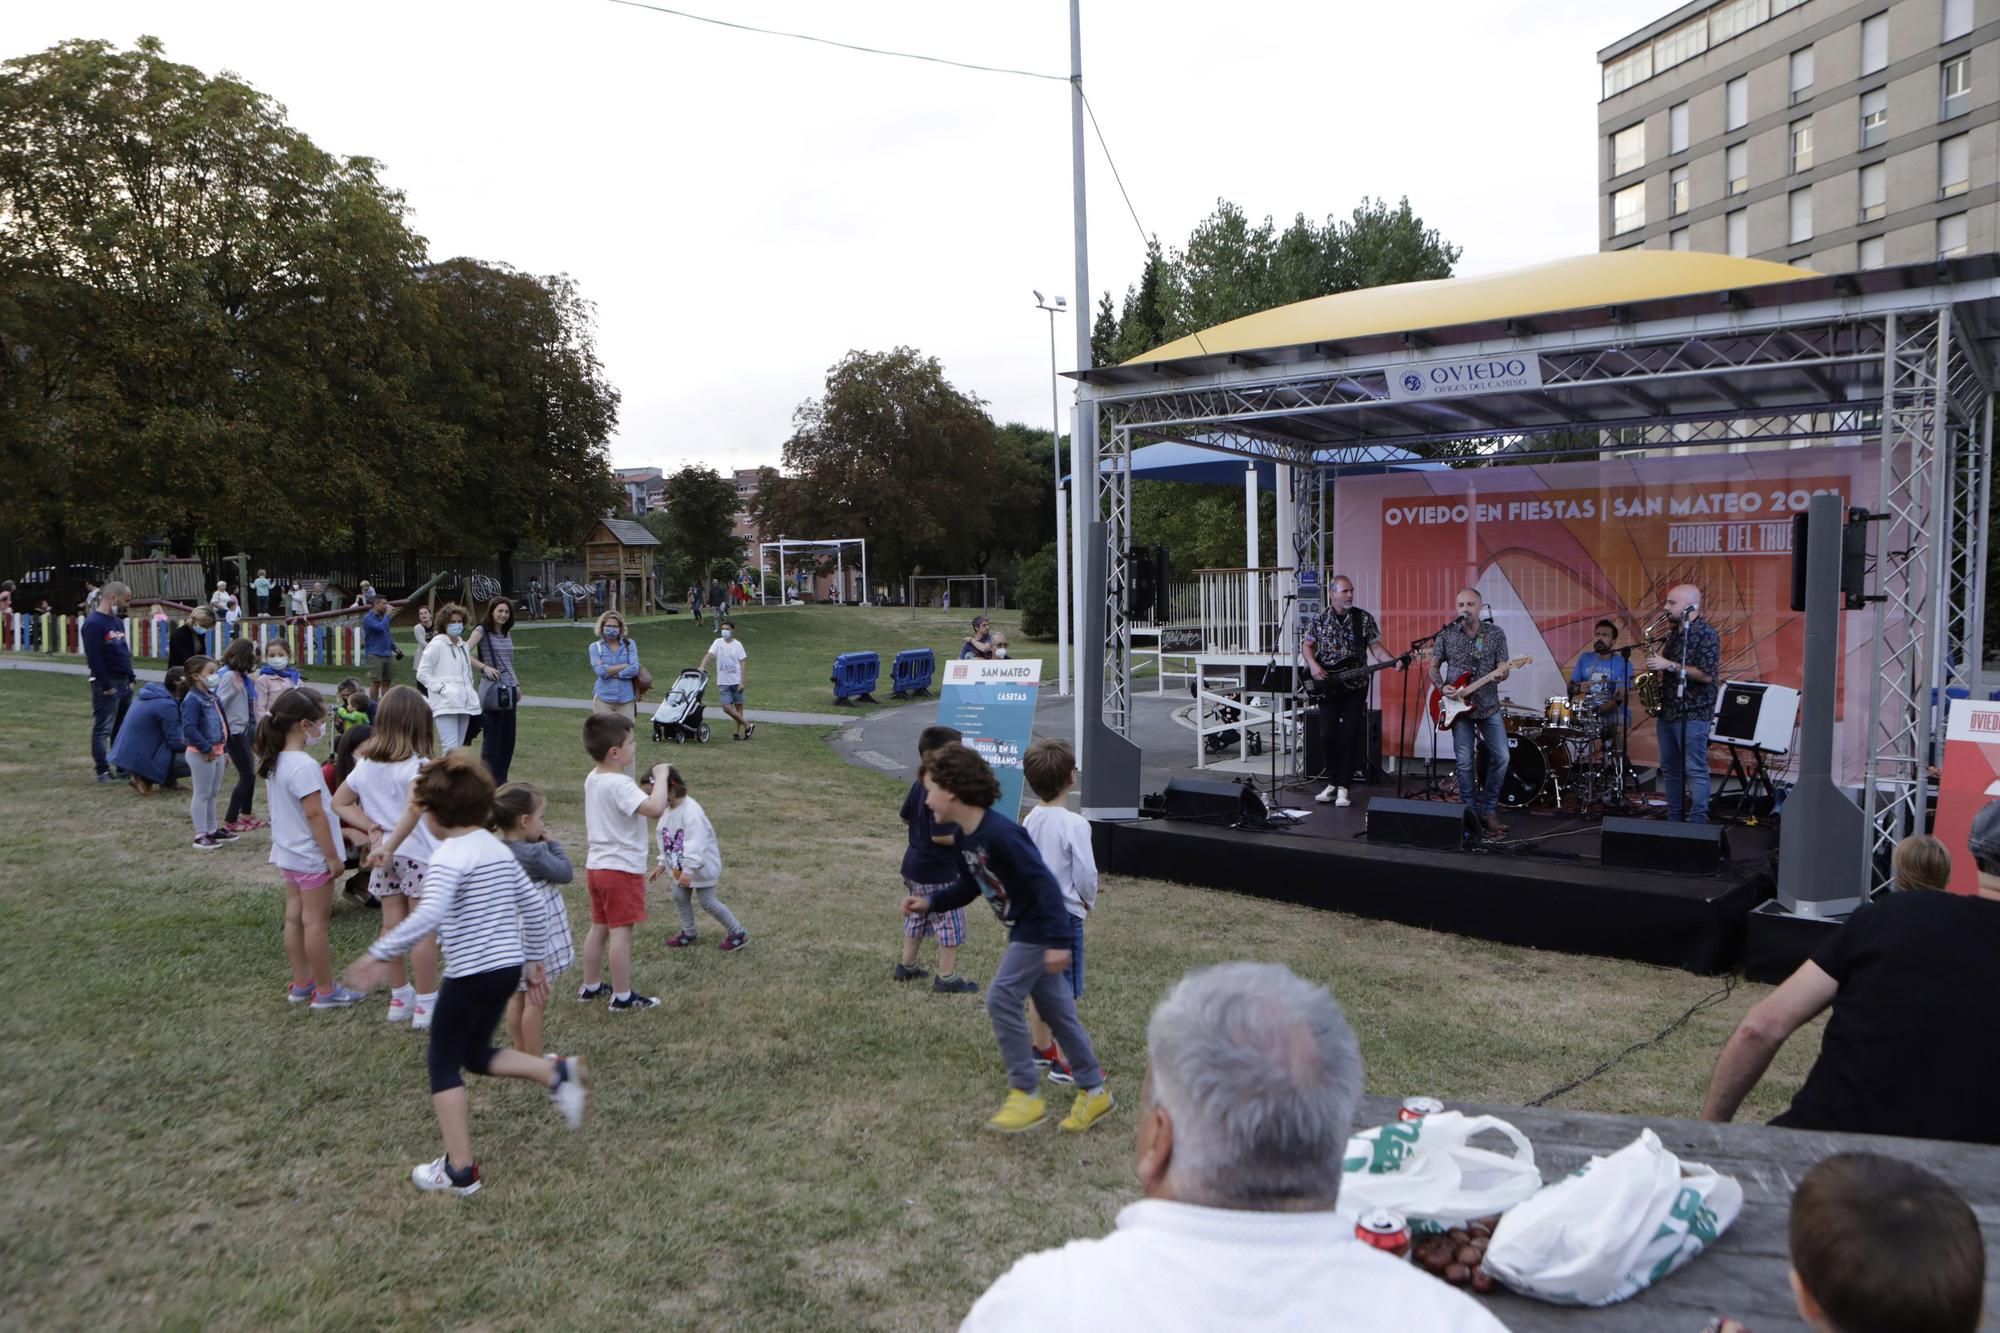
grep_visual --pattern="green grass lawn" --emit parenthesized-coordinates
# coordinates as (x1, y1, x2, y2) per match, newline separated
(5, 605, 1037, 715)
(0, 670, 1819, 1329)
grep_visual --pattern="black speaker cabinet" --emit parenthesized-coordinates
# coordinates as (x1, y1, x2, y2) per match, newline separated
(1161, 777, 1268, 826)
(1600, 815, 1729, 875)
(1364, 796, 1472, 849)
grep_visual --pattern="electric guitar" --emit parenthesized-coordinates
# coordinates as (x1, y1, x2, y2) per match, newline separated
(1309, 653, 1413, 696)
(1429, 656, 1533, 729)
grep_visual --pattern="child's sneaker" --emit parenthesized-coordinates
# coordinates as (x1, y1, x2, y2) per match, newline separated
(286, 982, 315, 1004)
(718, 930, 748, 952)
(576, 982, 611, 1004)
(210, 825, 239, 842)
(892, 963, 928, 982)
(932, 974, 979, 995)
(1032, 1043, 1056, 1069)
(742, 722, 756, 740)
(411, 997, 434, 1030)
(1059, 1086, 1116, 1133)
(309, 984, 366, 1010)
(609, 991, 661, 1013)
(410, 1155, 482, 1196)
(548, 1055, 590, 1130)
(986, 1088, 1047, 1133)
(385, 991, 414, 1023)
(664, 931, 699, 949)
(1045, 1051, 1076, 1087)
(192, 833, 223, 851)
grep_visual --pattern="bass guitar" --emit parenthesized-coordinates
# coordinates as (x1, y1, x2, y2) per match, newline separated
(1310, 653, 1413, 696)
(1429, 655, 1533, 729)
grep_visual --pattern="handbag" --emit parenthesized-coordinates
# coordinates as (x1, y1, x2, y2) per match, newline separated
(633, 666, 654, 698)
(476, 634, 513, 711)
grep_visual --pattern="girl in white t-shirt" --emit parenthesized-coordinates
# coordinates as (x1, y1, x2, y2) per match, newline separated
(332, 686, 442, 1028)
(255, 686, 364, 1010)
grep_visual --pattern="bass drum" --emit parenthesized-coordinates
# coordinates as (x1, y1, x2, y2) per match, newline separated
(1474, 733, 1566, 809)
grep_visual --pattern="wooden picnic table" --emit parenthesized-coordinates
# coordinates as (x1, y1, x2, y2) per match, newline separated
(1354, 1095, 2000, 1332)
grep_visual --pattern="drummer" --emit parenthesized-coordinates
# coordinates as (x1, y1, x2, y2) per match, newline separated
(1569, 619, 1634, 731)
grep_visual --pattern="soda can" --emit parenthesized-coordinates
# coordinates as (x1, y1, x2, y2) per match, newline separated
(1355, 1209, 1412, 1259)
(1399, 1096, 1445, 1122)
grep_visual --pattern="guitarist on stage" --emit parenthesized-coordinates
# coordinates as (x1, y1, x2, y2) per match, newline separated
(1432, 588, 1514, 838)
(1303, 575, 1387, 808)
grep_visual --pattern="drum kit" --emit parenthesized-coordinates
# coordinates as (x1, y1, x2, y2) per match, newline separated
(1472, 685, 1629, 813)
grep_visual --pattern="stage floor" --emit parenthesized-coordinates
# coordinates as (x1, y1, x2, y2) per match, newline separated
(1096, 789, 1777, 974)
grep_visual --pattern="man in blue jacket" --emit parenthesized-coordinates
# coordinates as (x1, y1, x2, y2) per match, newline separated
(361, 594, 403, 702)
(82, 580, 135, 783)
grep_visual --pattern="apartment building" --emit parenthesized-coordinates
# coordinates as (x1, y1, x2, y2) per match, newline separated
(613, 466, 666, 515)
(1598, 0, 1996, 270)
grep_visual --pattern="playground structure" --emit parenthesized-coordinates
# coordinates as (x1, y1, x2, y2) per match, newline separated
(759, 537, 869, 606)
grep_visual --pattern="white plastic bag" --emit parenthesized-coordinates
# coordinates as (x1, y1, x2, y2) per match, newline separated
(1340, 1111, 1543, 1231)
(1481, 1128, 1743, 1307)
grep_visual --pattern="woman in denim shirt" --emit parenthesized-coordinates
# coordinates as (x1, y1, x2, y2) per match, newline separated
(588, 610, 642, 772)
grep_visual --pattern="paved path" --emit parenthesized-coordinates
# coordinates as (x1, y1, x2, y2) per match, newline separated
(0, 658, 849, 727)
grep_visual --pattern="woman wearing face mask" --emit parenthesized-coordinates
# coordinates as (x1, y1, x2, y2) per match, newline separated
(589, 611, 643, 773)
(416, 602, 482, 753)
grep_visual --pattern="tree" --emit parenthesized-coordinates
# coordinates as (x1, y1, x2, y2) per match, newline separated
(771, 348, 1001, 589)
(658, 465, 740, 593)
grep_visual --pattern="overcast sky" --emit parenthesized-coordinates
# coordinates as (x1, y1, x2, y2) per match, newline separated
(9, 1, 1674, 474)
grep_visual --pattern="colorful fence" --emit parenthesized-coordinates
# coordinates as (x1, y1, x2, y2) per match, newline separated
(1, 604, 393, 669)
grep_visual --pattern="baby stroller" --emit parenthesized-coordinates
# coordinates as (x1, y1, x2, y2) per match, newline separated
(651, 668, 712, 743)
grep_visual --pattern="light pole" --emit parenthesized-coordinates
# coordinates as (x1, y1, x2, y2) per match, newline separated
(1034, 290, 1071, 697)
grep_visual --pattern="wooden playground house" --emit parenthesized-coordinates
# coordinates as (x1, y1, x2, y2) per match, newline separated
(583, 518, 661, 615)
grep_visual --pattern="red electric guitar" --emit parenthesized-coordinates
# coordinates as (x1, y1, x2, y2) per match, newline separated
(1429, 655, 1533, 729)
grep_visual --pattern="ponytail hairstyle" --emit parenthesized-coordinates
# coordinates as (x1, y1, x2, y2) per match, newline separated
(664, 764, 688, 799)
(254, 686, 326, 778)
(163, 666, 189, 701)
(359, 685, 436, 763)
(221, 638, 257, 676)
(490, 781, 545, 832)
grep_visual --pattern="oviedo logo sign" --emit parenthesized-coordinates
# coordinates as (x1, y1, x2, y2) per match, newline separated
(1386, 353, 1545, 403)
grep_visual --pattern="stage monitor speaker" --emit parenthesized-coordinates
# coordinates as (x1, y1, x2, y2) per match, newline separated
(1364, 797, 1471, 849)
(1711, 681, 1799, 754)
(1161, 777, 1268, 827)
(1601, 816, 1728, 875)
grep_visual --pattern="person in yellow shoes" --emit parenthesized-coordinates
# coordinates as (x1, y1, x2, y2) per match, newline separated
(901, 744, 1113, 1135)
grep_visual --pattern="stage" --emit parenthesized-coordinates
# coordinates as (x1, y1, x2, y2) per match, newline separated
(1095, 790, 1777, 976)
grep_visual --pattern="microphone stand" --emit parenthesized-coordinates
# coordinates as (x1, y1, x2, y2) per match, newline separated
(1675, 611, 1693, 822)
(1396, 631, 1437, 800)
(1613, 644, 1636, 811)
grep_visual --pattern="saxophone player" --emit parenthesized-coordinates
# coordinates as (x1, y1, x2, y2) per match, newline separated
(1646, 584, 1722, 824)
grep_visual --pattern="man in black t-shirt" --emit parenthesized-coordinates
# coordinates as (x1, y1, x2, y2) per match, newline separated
(1699, 800, 2000, 1145)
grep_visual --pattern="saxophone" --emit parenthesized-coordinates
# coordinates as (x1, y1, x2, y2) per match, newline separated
(1634, 614, 1674, 718)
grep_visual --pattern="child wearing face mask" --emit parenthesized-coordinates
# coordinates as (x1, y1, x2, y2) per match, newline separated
(416, 602, 482, 752)
(255, 687, 365, 1009)
(699, 619, 754, 740)
(180, 655, 233, 850)
(253, 638, 305, 729)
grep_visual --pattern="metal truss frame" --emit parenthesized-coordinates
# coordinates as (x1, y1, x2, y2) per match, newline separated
(1079, 294, 1994, 890)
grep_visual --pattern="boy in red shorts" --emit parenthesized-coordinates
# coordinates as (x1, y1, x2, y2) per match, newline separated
(577, 712, 673, 1011)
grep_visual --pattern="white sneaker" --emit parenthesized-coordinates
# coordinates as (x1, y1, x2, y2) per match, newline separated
(1334, 788, 1352, 808)
(549, 1056, 590, 1130)
(1315, 784, 1339, 804)
(411, 998, 434, 1031)
(385, 992, 414, 1023)
(410, 1155, 481, 1196)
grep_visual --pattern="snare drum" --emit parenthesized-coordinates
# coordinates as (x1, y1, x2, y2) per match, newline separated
(1543, 695, 1575, 729)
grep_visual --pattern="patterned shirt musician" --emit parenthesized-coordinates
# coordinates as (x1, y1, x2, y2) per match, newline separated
(1657, 617, 1722, 722)
(1433, 620, 1511, 721)
(1306, 606, 1381, 683)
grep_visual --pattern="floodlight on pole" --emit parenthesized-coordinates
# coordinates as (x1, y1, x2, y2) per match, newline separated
(1035, 291, 1072, 697)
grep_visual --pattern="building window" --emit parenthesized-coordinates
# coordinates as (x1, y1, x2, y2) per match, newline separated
(1789, 188, 1813, 243)
(1671, 227, 1692, 252)
(1789, 118, 1814, 173)
(1603, 46, 1653, 98)
(1940, 133, 1970, 197)
(1771, 0, 1807, 13)
(1726, 76, 1749, 130)
(1710, 0, 1770, 44)
(1727, 209, 1748, 257)
(1859, 236, 1886, 269)
(1944, 0, 1973, 41)
(1858, 163, 1886, 221)
(1938, 213, 1968, 259)
(1726, 143, 1749, 195)
(1790, 48, 1814, 105)
(1670, 165, 1690, 215)
(1612, 183, 1646, 236)
(1860, 14, 1889, 75)
(1669, 102, 1689, 154)
(1653, 16, 1709, 73)
(1860, 88, 1888, 148)
(1942, 55, 1971, 118)
(1611, 124, 1645, 176)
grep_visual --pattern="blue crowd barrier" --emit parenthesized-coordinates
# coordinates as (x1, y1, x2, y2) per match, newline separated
(890, 648, 936, 699)
(832, 651, 880, 705)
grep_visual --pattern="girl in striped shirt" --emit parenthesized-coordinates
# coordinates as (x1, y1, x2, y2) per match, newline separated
(346, 751, 590, 1196)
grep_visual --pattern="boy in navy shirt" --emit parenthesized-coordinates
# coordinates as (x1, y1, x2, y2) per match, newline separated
(894, 725, 978, 993)
(902, 744, 1113, 1134)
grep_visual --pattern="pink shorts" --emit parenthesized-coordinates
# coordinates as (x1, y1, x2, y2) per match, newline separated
(283, 869, 335, 892)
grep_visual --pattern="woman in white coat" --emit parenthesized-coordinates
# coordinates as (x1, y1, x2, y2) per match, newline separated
(415, 601, 482, 751)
